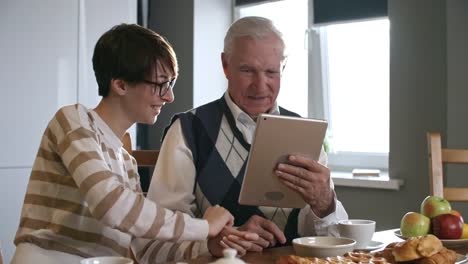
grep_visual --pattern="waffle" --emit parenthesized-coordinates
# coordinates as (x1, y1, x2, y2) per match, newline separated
(276, 251, 392, 264)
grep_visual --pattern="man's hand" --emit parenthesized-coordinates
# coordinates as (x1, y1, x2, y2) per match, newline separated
(238, 215, 286, 248)
(275, 155, 335, 218)
(203, 205, 234, 238)
(207, 227, 261, 257)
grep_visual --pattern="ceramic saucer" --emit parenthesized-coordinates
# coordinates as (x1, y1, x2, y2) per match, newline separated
(354, 240, 385, 251)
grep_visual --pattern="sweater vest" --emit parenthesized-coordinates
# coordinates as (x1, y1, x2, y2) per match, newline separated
(165, 97, 302, 245)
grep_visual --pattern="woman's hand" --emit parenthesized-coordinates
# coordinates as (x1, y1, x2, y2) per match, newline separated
(203, 205, 234, 238)
(208, 226, 260, 257)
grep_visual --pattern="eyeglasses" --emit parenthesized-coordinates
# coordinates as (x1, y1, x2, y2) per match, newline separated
(143, 78, 176, 97)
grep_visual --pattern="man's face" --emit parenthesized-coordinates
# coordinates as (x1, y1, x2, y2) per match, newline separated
(222, 34, 284, 118)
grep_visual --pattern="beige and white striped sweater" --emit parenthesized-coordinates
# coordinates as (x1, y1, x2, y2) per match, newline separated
(14, 104, 208, 258)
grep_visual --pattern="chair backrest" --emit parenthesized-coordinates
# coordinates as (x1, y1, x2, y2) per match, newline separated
(122, 132, 159, 168)
(0, 240, 3, 264)
(427, 132, 468, 201)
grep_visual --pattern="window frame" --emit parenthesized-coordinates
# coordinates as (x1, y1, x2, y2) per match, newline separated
(308, 17, 389, 171)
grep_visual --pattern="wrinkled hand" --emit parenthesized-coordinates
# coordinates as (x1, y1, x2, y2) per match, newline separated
(275, 154, 335, 218)
(238, 215, 286, 248)
(207, 226, 260, 257)
(203, 205, 234, 238)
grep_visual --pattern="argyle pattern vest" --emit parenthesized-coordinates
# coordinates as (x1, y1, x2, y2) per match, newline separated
(165, 97, 302, 245)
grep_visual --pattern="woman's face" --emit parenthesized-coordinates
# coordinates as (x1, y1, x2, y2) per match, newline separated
(124, 61, 176, 125)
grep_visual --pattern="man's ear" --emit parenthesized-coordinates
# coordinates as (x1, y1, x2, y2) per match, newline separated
(280, 57, 288, 77)
(221, 52, 229, 77)
(110, 79, 127, 96)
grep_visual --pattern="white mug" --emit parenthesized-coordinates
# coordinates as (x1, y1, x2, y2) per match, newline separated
(81, 256, 133, 264)
(338, 219, 375, 249)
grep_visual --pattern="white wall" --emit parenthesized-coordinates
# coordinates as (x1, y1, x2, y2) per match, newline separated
(193, 0, 231, 106)
(1, 0, 79, 169)
(0, 1, 136, 262)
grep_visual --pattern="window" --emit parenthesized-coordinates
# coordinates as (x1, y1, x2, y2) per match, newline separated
(236, 0, 389, 171)
(314, 19, 389, 170)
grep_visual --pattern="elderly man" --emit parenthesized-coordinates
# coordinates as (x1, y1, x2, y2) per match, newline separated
(132, 16, 348, 263)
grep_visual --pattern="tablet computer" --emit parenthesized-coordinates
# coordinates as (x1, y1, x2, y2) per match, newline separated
(238, 114, 328, 208)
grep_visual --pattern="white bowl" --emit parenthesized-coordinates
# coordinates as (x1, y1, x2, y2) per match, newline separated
(80, 256, 133, 264)
(292, 236, 356, 258)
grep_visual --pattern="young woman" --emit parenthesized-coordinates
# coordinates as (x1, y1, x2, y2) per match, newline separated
(11, 24, 241, 264)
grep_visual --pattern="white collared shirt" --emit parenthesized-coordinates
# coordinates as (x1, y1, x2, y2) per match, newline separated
(224, 92, 280, 144)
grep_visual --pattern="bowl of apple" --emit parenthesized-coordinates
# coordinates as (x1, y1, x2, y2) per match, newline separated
(398, 195, 468, 248)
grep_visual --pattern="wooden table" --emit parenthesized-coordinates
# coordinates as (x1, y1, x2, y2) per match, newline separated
(185, 228, 468, 264)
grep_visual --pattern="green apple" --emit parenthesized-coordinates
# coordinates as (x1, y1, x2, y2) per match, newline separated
(420, 196, 452, 218)
(400, 212, 431, 237)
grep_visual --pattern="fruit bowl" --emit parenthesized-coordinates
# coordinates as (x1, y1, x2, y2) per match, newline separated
(292, 236, 356, 258)
(394, 229, 468, 248)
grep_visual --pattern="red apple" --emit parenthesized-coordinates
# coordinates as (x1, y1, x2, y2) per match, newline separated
(420, 196, 452, 218)
(400, 212, 431, 237)
(431, 213, 463, 239)
(450, 210, 464, 223)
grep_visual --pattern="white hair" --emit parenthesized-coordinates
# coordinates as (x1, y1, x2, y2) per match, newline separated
(223, 16, 286, 60)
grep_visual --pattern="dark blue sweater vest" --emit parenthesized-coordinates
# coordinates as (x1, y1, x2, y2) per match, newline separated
(164, 97, 302, 245)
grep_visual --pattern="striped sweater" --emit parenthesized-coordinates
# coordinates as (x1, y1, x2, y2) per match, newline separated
(14, 104, 208, 258)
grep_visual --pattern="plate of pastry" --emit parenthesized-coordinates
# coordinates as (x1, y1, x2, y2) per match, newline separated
(394, 229, 468, 248)
(374, 234, 462, 264)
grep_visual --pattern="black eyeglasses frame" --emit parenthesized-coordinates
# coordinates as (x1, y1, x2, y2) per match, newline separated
(143, 78, 177, 97)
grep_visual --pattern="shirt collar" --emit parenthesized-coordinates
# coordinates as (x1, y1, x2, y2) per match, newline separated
(223, 92, 280, 124)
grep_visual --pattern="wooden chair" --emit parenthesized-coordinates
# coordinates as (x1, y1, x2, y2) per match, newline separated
(0, 240, 3, 264)
(122, 132, 159, 167)
(427, 132, 468, 201)
(122, 132, 159, 195)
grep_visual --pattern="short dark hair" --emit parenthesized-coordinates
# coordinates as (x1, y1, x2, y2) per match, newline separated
(92, 23, 178, 97)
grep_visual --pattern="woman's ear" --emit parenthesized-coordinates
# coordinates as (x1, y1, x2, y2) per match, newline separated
(110, 79, 127, 96)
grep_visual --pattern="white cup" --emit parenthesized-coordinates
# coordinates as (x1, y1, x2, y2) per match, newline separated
(338, 219, 375, 249)
(80, 256, 133, 264)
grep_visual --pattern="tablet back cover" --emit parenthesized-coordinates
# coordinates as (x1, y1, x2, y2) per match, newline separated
(238, 114, 328, 208)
